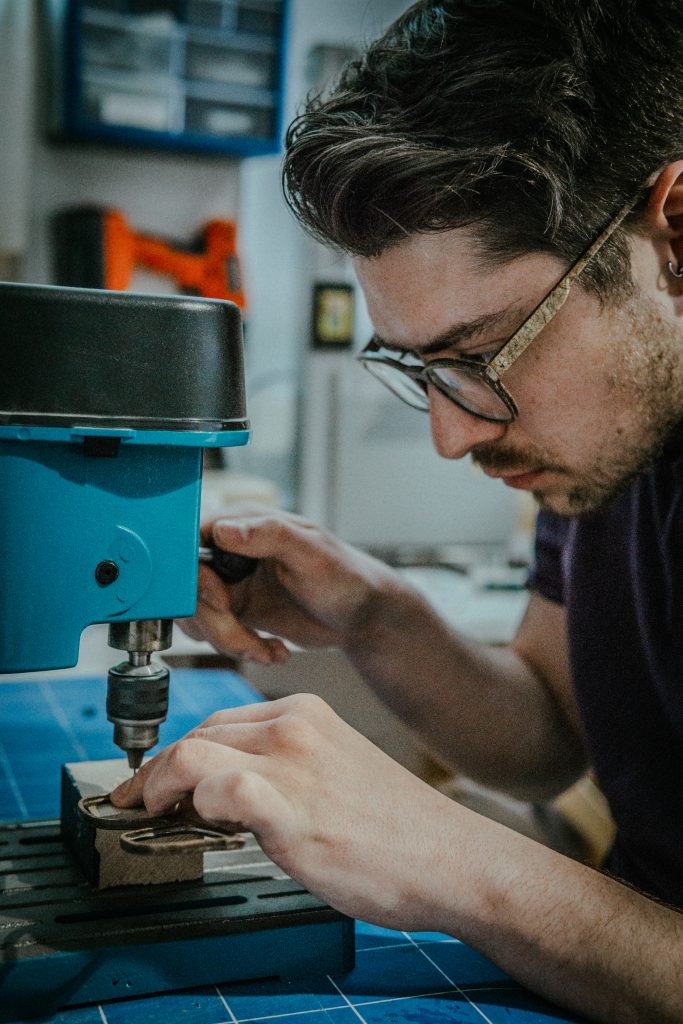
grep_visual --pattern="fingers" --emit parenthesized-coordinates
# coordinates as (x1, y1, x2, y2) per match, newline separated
(196, 563, 230, 614)
(111, 737, 257, 816)
(189, 695, 312, 730)
(183, 721, 276, 754)
(110, 699, 292, 809)
(176, 616, 207, 641)
(193, 769, 294, 838)
(216, 694, 329, 723)
(110, 695, 323, 808)
(200, 503, 314, 545)
(108, 713, 299, 843)
(192, 599, 287, 664)
(207, 512, 324, 577)
(197, 507, 361, 649)
(192, 564, 289, 665)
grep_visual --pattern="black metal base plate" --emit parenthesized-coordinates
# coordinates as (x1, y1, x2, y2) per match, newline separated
(0, 818, 355, 1021)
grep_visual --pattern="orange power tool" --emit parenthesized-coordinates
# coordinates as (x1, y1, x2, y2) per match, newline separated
(53, 206, 245, 308)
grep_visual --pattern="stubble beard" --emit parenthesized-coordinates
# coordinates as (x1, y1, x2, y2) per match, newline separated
(473, 290, 683, 517)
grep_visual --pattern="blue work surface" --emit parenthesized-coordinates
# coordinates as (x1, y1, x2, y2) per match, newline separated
(0, 672, 587, 1024)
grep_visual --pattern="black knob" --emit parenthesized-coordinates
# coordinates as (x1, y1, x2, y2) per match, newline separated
(209, 546, 259, 584)
(95, 560, 119, 586)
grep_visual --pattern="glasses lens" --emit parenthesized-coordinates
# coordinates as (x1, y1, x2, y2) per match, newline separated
(428, 363, 513, 422)
(361, 360, 429, 410)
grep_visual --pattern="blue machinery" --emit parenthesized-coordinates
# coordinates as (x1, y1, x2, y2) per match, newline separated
(0, 281, 253, 767)
(0, 427, 242, 671)
(0, 283, 251, 670)
(0, 282, 353, 1019)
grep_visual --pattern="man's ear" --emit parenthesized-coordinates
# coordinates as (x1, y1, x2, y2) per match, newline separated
(644, 161, 683, 283)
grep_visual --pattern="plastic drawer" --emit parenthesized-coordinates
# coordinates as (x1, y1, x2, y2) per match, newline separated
(186, 40, 276, 90)
(82, 75, 180, 132)
(185, 96, 274, 138)
(82, 21, 174, 75)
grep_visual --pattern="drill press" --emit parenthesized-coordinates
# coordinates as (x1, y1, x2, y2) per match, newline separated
(0, 281, 353, 1019)
(0, 280, 249, 764)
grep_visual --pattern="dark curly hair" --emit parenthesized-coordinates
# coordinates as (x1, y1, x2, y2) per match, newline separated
(283, 0, 683, 300)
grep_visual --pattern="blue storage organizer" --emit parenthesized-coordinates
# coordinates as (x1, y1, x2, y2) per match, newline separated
(49, 0, 289, 156)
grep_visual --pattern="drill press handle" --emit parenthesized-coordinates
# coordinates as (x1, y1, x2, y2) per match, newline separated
(198, 543, 258, 584)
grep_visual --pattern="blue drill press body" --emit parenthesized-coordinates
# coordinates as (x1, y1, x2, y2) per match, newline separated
(0, 281, 249, 673)
(0, 428, 248, 671)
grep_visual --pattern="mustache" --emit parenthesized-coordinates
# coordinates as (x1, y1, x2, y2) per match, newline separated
(471, 443, 556, 475)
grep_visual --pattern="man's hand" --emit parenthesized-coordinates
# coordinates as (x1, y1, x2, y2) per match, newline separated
(179, 505, 403, 665)
(110, 693, 683, 1024)
(180, 508, 585, 802)
(110, 693, 456, 929)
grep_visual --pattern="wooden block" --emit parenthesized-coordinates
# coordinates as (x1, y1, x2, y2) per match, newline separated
(60, 759, 203, 889)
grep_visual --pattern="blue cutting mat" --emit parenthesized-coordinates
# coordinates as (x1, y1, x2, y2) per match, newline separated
(0, 673, 587, 1024)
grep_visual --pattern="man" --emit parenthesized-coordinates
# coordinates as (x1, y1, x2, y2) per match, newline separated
(113, 2, 683, 1020)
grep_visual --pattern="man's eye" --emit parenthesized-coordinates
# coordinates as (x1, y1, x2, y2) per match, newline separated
(461, 349, 498, 364)
(470, 335, 511, 361)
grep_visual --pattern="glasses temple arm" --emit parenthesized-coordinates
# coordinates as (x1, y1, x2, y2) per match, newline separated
(488, 194, 641, 377)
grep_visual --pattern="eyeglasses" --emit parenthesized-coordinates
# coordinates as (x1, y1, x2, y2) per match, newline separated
(357, 194, 640, 423)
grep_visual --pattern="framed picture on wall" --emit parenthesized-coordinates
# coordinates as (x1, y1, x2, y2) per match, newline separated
(312, 283, 354, 349)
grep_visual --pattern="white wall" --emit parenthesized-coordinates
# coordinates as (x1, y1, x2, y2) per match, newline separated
(236, 0, 407, 502)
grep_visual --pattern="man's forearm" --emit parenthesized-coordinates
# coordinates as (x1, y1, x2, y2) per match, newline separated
(435, 807, 683, 1024)
(343, 580, 585, 798)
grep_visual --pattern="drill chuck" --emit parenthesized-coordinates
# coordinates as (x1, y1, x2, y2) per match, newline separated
(107, 659, 170, 770)
(107, 619, 173, 771)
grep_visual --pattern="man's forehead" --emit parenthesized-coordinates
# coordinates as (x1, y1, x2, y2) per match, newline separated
(353, 225, 482, 293)
(353, 229, 558, 354)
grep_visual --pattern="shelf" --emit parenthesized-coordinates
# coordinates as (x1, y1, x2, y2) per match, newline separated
(50, 0, 288, 156)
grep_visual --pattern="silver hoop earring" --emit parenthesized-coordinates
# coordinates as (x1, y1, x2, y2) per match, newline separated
(667, 260, 683, 279)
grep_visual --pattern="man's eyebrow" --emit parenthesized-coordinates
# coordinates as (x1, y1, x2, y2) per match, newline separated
(375, 303, 525, 356)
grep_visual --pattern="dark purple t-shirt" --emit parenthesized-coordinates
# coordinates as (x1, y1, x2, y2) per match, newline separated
(528, 440, 683, 908)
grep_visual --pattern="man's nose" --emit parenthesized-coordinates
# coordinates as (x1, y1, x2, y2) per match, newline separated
(428, 385, 507, 459)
